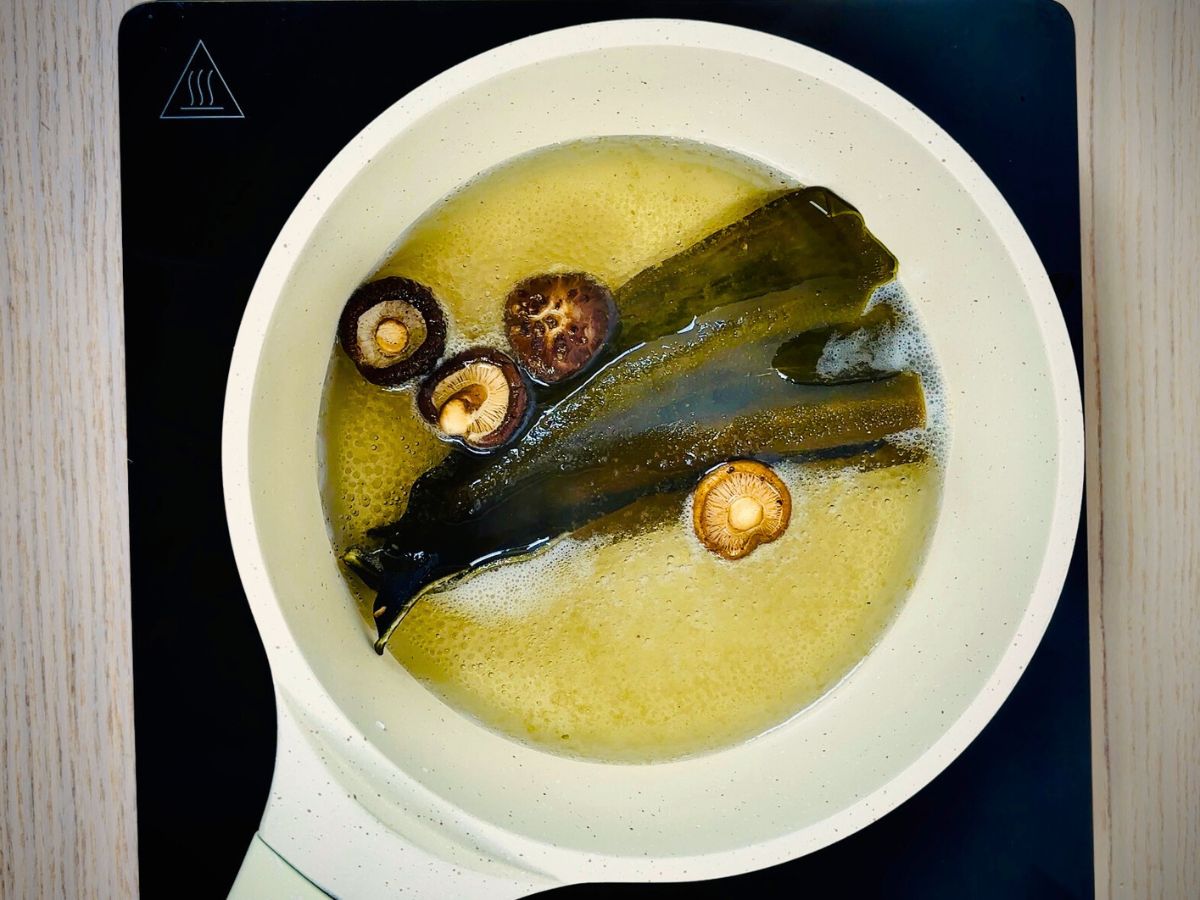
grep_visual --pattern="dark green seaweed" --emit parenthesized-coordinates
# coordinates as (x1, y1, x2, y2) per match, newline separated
(345, 187, 913, 653)
(570, 440, 931, 544)
(772, 302, 899, 384)
(347, 372, 924, 651)
(611, 186, 897, 351)
(527, 187, 899, 409)
(389, 278, 875, 527)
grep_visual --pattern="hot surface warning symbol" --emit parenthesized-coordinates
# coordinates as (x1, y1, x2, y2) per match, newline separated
(160, 41, 244, 120)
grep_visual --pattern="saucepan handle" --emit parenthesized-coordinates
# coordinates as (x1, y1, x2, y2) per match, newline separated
(229, 834, 331, 899)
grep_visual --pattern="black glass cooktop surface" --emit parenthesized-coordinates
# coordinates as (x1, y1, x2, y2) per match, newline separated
(119, 2, 1089, 897)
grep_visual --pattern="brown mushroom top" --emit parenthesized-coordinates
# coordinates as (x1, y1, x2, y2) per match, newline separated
(417, 348, 530, 452)
(692, 460, 792, 560)
(338, 277, 447, 386)
(504, 272, 616, 384)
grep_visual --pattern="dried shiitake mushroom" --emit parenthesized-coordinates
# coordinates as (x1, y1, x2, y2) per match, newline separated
(417, 348, 529, 452)
(504, 272, 616, 384)
(692, 460, 791, 560)
(338, 277, 446, 386)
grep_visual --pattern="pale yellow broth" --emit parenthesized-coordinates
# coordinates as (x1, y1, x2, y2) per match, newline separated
(320, 136, 942, 762)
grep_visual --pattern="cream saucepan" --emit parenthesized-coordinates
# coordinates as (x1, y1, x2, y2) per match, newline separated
(222, 20, 1082, 898)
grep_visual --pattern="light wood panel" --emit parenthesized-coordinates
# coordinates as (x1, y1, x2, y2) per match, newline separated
(1067, 0, 1200, 896)
(1, 1, 140, 897)
(2, 1, 1197, 897)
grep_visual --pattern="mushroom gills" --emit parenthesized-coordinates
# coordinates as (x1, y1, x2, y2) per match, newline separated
(433, 365, 508, 439)
(337, 277, 446, 386)
(692, 460, 792, 560)
(418, 349, 530, 452)
(347, 372, 925, 651)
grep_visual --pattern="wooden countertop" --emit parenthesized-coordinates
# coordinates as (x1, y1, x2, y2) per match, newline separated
(1, 1, 1196, 896)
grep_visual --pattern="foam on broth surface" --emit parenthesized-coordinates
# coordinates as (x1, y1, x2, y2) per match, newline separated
(320, 136, 943, 762)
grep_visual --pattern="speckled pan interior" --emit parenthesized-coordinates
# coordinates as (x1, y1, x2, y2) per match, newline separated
(222, 20, 1082, 888)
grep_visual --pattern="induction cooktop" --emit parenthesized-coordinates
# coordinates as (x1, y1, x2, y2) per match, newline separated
(118, 2, 1090, 896)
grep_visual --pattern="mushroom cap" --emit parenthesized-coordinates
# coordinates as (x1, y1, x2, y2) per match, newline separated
(338, 277, 447, 386)
(505, 272, 617, 384)
(417, 348, 530, 452)
(692, 460, 792, 560)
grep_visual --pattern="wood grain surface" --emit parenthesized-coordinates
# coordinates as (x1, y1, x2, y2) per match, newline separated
(1066, 1, 1200, 897)
(1, 1, 1196, 897)
(1, 0, 141, 898)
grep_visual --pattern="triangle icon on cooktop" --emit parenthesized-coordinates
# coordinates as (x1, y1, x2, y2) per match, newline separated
(160, 40, 244, 120)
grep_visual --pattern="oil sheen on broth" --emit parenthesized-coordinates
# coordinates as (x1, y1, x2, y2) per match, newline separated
(320, 137, 943, 763)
